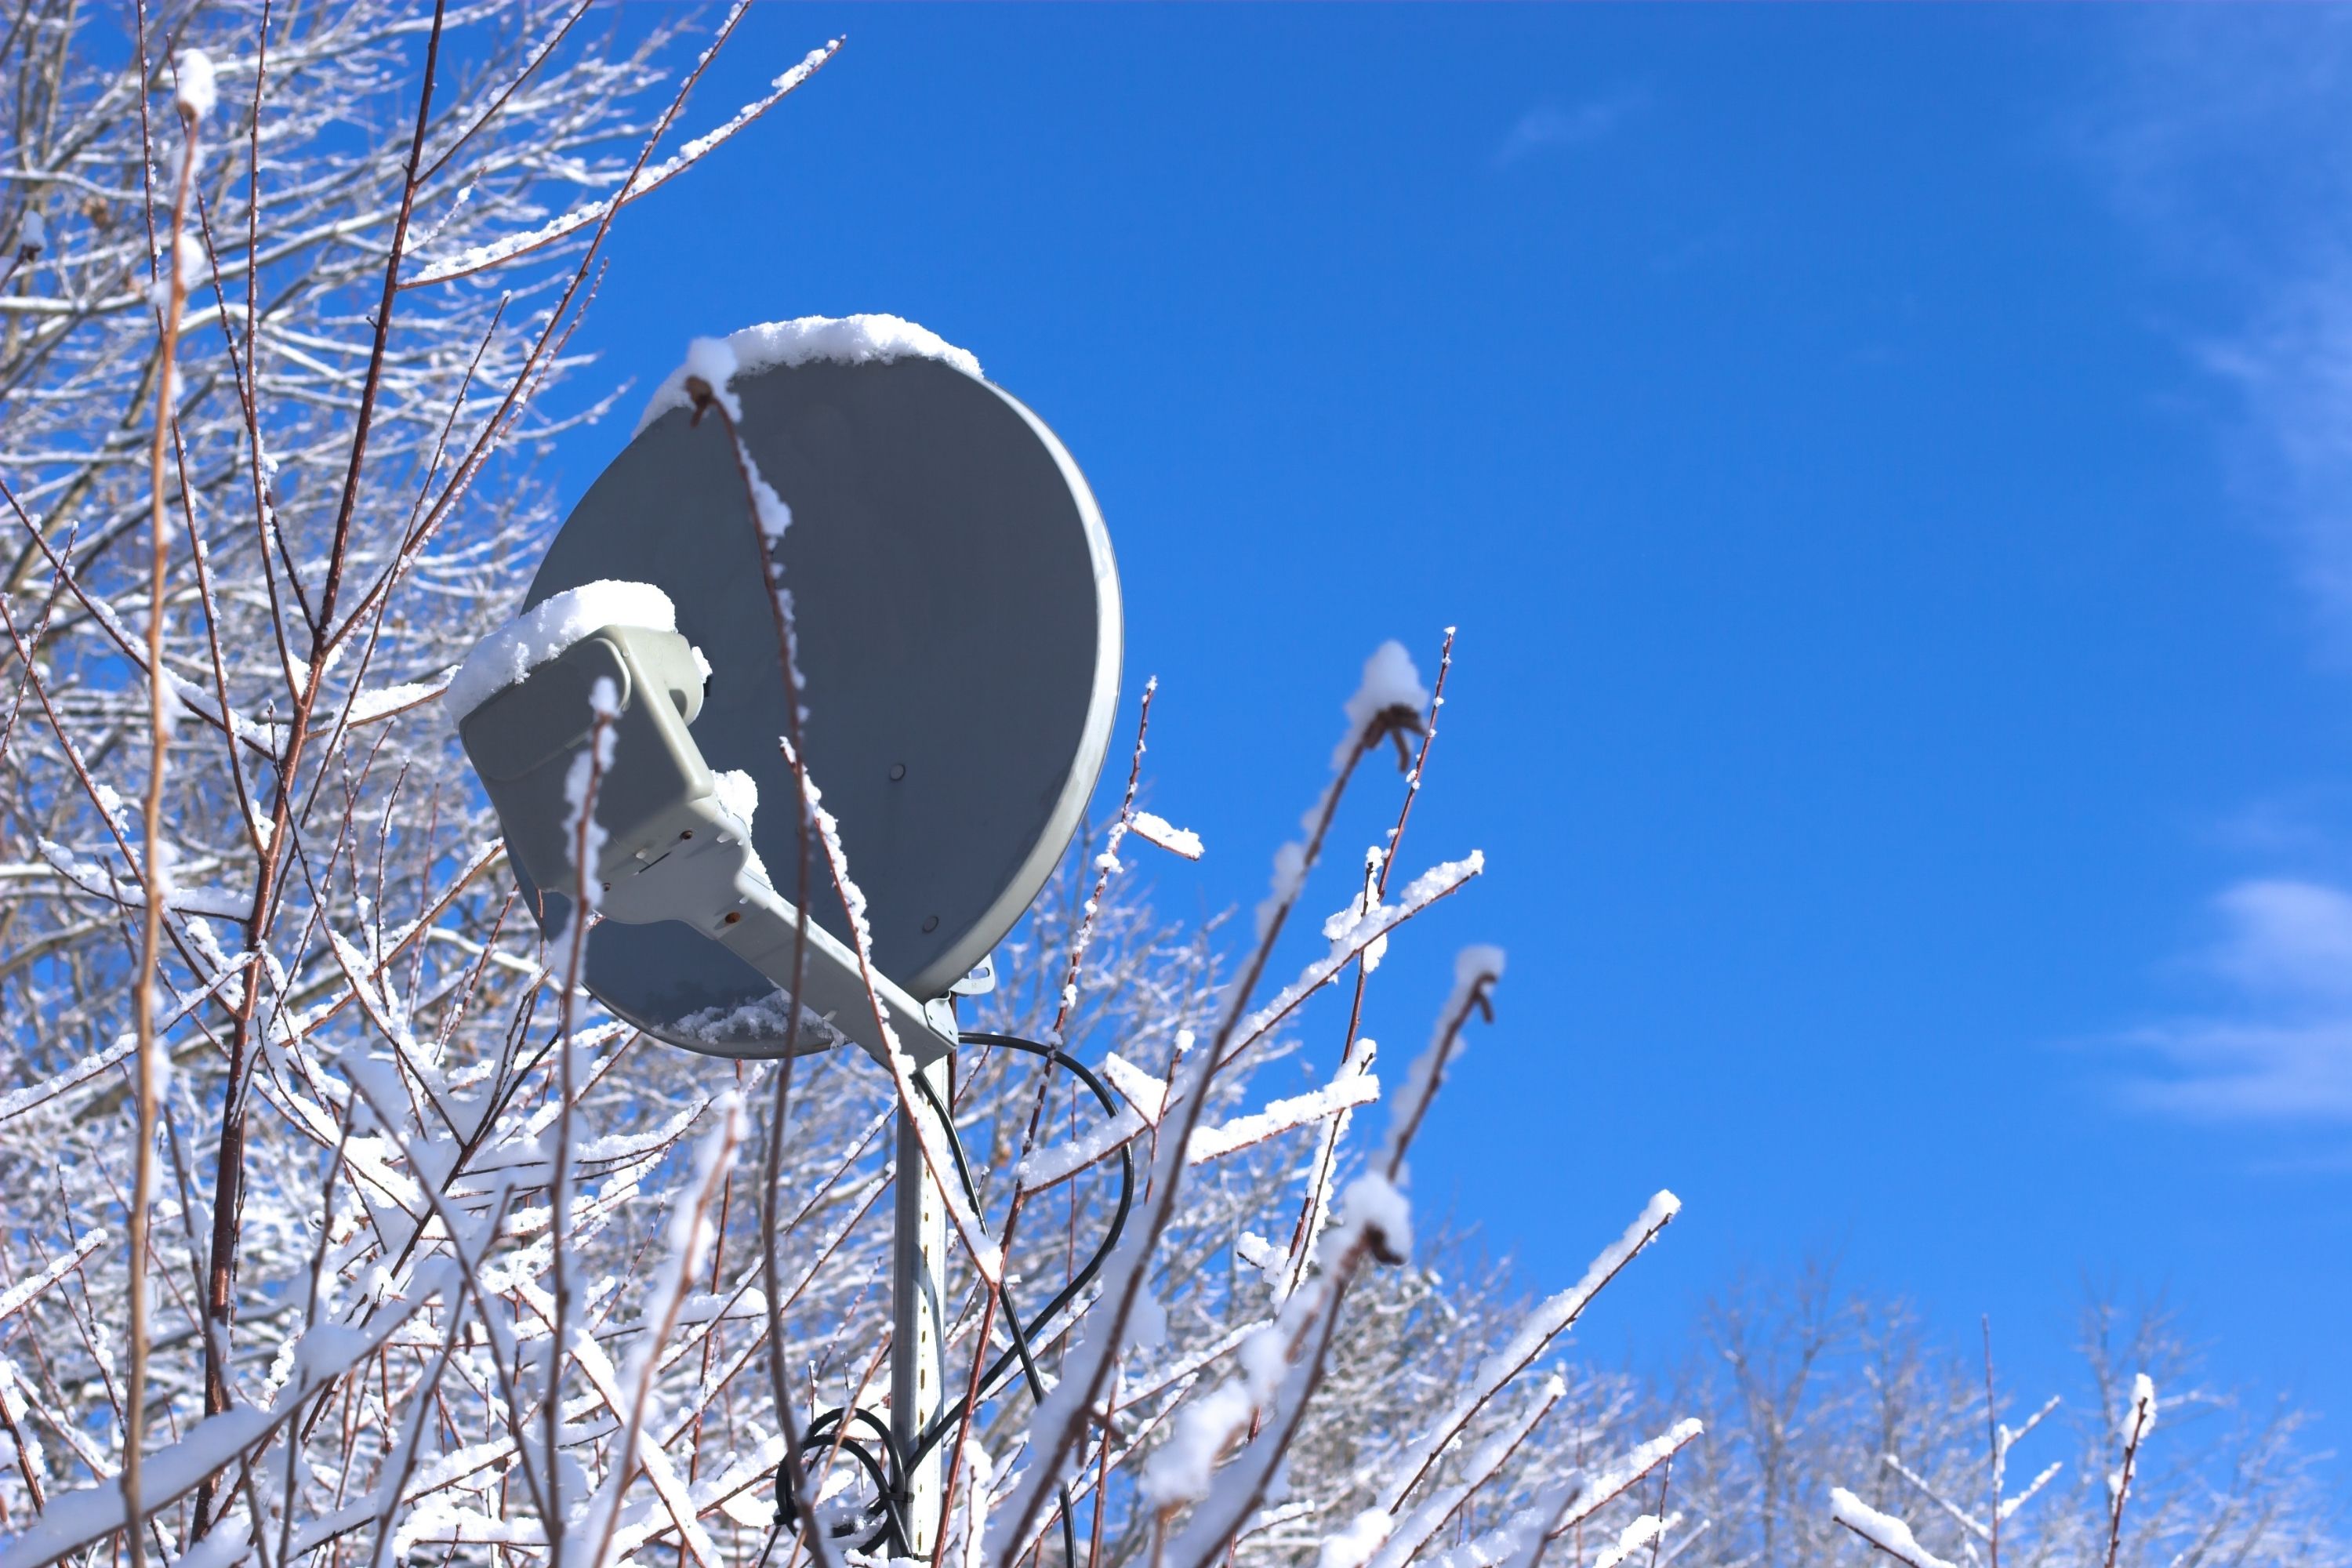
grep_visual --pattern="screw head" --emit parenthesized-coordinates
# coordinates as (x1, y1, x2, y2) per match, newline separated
(921, 913, 939, 933)
(724, 910, 742, 925)
(889, 762, 906, 782)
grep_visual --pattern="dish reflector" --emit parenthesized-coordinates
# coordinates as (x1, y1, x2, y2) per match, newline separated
(469, 349, 1120, 1061)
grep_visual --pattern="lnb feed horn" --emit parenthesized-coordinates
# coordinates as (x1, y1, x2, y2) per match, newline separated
(459, 622, 950, 1067)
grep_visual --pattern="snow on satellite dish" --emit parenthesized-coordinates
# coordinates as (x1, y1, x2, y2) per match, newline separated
(454, 317, 1121, 1064)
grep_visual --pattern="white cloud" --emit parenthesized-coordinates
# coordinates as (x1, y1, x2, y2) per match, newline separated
(2084, 21, 2352, 1129)
(1494, 87, 1648, 168)
(2122, 878, 2352, 1120)
(2082, 11, 2352, 646)
(2205, 276, 2352, 644)
(2207, 878, 2352, 999)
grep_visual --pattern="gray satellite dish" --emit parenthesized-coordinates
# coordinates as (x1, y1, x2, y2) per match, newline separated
(458, 351, 1121, 1065)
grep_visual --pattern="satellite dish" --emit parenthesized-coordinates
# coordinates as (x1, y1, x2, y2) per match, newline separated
(456, 332, 1121, 1065)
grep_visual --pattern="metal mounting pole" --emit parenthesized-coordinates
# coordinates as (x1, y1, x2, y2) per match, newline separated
(892, 1003, 953, 1557)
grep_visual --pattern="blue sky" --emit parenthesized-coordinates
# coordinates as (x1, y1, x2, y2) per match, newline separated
(551, 5, 2352, 1475)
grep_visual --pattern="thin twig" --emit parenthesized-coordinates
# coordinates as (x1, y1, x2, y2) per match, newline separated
(125, 54, 205, 1568)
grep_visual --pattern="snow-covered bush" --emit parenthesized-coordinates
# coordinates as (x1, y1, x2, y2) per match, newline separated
(1654, 1277, 2344, 1568)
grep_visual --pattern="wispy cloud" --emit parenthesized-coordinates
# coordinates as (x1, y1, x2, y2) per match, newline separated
(2198, 281, 2352, 634)
(2084, 18, 2352, 1133)
(2121, 879, 2352, 1121)
(2082, 10, 2352, 646)
(1493, 87, 1649, 169)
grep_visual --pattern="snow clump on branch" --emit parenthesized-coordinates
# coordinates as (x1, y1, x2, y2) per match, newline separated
(173, 49, 217, 120)
(1257, 639, 1435, 940)
(1831, 1487, 1959, 1568)
(1336, 638, 1431, 768)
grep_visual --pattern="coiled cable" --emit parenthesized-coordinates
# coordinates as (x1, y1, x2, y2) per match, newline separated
(773, 1030, 1134, 1561)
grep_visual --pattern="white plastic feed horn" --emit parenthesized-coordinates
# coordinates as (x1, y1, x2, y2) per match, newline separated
(457, 622, 952, 1066)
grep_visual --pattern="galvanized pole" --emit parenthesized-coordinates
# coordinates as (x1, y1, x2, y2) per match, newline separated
(893, 1007, 954, 1557)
